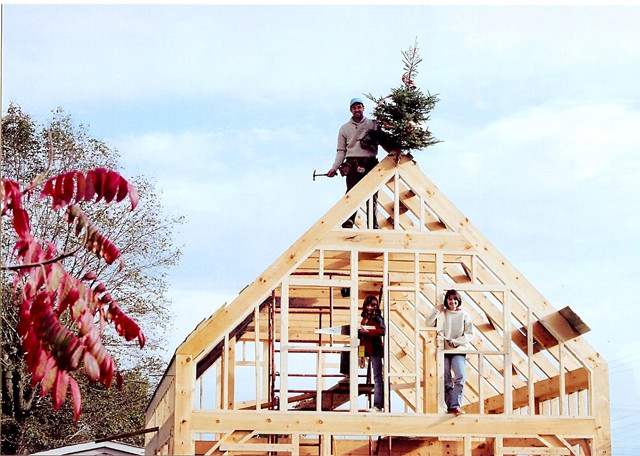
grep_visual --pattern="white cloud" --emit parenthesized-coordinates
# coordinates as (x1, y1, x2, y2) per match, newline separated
(438, 102, 640, 193)
(115, 130, 228, 173)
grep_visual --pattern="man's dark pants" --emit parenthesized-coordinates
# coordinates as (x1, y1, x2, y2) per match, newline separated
(343, 157, 379, 228)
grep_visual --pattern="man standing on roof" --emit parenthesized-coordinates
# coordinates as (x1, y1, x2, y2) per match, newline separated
(327, 97, 380, 229)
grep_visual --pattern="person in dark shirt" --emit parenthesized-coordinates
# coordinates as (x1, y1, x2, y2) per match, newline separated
(358, 295, 386, 411)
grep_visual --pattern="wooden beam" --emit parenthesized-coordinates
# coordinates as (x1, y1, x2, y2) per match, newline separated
(317, 230, 473, 253)
(96, 426, 159, 443)
(465, 367, 590, 414)
(190, 409, 595, 437)
(499, 447, 570, 455)
(592, 360, 611, 455)
(145, 358, 176, 426)
(558, 306, 590, 335)
(423, 330, 438, 413)
(173, 354, 196, 455)
(144, 414, 173, 456)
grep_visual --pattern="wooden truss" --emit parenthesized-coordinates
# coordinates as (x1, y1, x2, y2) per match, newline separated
(144, 154, 611, 455)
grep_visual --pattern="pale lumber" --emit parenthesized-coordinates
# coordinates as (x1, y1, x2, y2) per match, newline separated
(465, 367, 589, 414)
(144, 414, 173, 456)
(145, 358, 176, 426)
(317, 230, 473, 253)
(173, 354, 196, 455)
(377, 186, 420, 231)
(190, 409, 595, 437)
(384, 178, 447, 232)
(558, 306, 591, 335)
(499, 447, 570, 455)
(592, 360, 611, 455)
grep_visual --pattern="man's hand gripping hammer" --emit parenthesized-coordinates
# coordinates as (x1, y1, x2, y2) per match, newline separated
(312, 170, 330, 181)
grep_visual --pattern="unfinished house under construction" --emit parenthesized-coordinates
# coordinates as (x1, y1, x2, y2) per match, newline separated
(144, 155, 610, 455)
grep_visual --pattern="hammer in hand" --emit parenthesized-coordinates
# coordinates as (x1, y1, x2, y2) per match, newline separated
(312, 170, 330, 181)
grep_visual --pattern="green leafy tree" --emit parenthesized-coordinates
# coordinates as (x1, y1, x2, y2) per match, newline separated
(366, 40, 441, 155)
(1, 104, 183, 454)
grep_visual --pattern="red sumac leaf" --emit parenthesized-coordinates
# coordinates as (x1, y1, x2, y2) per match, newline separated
(18, 301, 31, 337)
(93, 168, 106, 202)
(84, 229, 120, 264)
(99, 293, 113, 305)
(30, 349, 50, 386)
(52, 173, 65, 209)
(24, 328, 39, 368)
(52, 325, 74, 352)
(115, 372, 124, 391)
(52, 369, 69, 410)
(81, 271, 97, 282)
(116, 177, 128, 203)
(40, 178, 54, 200)
(46, 263, 65, 295)
(83, 351, 100, 382)
(40, 359, 57, 397)
(128, 183, 139, 210)
(27, 263, 45, 291)
(40, 314, 61, 345)
(65, 204, 78, 224)
(72, 292, 90, 320)
(82, 324, 100, 348)
(78, 311, 95, 336)
(2, 179, 22, 215)
(74, 218, 84, 237)
(59, 285, 80, 317)
(69, 377, 82, 424)
(93, 282, 106, 295)
(13, 208, 31, 238)
(100, 355, 114, 388)
(75, 172, 86, 204)
(84, 169, 96, 202)
(111, 174, 139, 210)
(66, 340, 85, 371)
(103, 170, 120, 203)
(101, 239, 121, 265)
(62, 172, 75, 207)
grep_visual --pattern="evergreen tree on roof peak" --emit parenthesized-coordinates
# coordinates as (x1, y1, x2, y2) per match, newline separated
(366, 39, 441, 158)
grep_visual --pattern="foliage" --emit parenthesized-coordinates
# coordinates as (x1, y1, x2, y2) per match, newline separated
(2, 144, 142, 424)
(2, 295, 151, 452)
(365, 39, 441, 155)
(1, 104, 182, 454)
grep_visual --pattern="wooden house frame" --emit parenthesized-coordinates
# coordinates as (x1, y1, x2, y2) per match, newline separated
(144, 155, 610, 455)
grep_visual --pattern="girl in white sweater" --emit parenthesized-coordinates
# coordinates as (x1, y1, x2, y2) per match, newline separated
(426, 289, 474, 415)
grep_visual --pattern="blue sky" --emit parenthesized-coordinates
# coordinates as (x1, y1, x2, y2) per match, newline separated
(3, 4, 639, 453)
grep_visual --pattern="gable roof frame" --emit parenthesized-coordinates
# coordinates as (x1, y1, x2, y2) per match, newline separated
(147, 153, 611, 456)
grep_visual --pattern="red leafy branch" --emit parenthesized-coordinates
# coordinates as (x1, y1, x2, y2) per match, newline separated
(40, 168, 139, 212)
(2, 168, 143, 424)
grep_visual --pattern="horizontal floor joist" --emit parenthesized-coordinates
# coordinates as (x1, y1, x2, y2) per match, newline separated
(190, 409, 595, 438)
